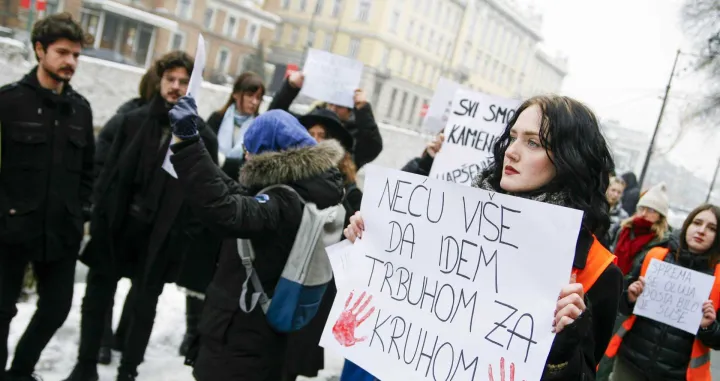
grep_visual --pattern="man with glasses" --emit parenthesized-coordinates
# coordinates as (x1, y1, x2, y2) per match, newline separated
(63, 51, 219, 381)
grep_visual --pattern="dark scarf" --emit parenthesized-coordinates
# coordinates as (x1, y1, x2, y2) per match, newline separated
(472, 171, 570, 207)
(20, 67, 75, 114)
(614, 217, 656, 275)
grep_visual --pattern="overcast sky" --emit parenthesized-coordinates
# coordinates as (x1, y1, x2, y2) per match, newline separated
(519, 0, 720, 179)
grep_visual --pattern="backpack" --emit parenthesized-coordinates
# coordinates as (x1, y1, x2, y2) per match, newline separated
(237, 184, 346, 333)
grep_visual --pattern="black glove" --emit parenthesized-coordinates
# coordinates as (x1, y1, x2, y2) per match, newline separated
(169, 96, 199, 139)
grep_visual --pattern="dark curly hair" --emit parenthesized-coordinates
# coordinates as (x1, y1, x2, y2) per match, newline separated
(31, 13, 93, 60)
(482, 95, 615, 236)
(155, 51, 194, 79)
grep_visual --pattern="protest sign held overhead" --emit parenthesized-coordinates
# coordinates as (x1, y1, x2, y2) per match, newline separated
(300, 48, 364, 108)
(422, 77, 465, 134)
(163, 33, 206, 178)
(429, 90, 520, 186)
(320, 165, 583, 381)
(634, 259, 715, 334)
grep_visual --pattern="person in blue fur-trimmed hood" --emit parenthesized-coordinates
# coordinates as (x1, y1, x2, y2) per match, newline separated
(168, 98, 345, 381)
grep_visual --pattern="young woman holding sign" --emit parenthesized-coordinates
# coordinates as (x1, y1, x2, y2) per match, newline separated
(344, 95, 624, 380)
(604, 204, 720, 381)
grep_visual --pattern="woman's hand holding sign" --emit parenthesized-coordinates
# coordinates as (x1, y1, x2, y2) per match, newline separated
(627, 276, 646, 303)
(344, 212, 364, 243)
(553, 274, 585, 334)
(700, 300, 717, 329)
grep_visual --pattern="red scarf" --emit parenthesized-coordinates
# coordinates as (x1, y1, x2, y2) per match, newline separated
(615, 217, 657, 275)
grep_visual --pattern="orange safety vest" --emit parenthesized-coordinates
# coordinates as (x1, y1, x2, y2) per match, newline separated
(602, 247, 720, 381)
(572, 236, 617, 292)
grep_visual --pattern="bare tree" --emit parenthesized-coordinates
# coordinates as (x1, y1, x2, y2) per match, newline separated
(681, 0, 720, 119)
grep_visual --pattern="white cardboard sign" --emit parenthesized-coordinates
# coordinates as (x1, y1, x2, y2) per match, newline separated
(163, 34, 207, 178)
(634, 258, 715, 334)
(320, 165, 583, 381)
(300, 48, 364, 108)
(429, 89, 520, 186)
(422, 77, 465, 134)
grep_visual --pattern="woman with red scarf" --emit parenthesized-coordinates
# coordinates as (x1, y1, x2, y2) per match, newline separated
(596, 182, 671, 381)
(610, 183, 671, 275)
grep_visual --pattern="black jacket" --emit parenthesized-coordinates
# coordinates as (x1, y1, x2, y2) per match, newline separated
(0, 67, 94, 261)
(94, 98, 149, 178)
(617, 244, 720, 380)
(541, 229, 623, 381)
(82, 95, 219, 285)
(401, 152, 435, 176)
(268, 79, 383, 169)
(170, 138, 344, 381)
(621, 173, 640, 216)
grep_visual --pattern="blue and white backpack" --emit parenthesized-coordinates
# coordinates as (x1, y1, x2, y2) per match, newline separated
(237, 184, 346, 332)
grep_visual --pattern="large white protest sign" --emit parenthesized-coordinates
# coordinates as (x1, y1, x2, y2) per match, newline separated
(422, 77, 465, 134)
(634, 259, 715, 334)
(300, 48, 364, 108)
(429, 90, 520, 186)
(320, 165, 583, 381)
(163, 34, 206, 178)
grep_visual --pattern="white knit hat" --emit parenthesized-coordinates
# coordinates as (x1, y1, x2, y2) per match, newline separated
(637, 182, 669, 217)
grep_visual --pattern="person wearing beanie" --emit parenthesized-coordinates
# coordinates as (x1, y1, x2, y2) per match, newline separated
(167, 98, 345, 381)
(610, 183, 671, 275)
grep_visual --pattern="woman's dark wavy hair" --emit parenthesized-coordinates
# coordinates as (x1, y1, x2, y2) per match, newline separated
(220, 72, 265, 115)
(677, 204, 720, 267)
(482, 95, 615, 236)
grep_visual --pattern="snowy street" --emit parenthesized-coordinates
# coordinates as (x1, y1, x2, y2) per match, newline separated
(7, 264, 343, 381)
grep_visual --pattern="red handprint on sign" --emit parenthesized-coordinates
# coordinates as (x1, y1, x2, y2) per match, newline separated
(488, 357, 524, 381)
(332, 291, 375, 347)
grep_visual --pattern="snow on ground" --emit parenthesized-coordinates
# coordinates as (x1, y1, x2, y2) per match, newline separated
(8, 278, 343, 381)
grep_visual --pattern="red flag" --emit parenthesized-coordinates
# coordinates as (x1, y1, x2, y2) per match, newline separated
(284, 64, 298, 79)
(36, 0, 47, 11)
(20, 0, 31, 9)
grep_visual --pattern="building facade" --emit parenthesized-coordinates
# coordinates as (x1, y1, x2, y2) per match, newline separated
(263, 0, 568, 131)
(3, 0, 280, 84)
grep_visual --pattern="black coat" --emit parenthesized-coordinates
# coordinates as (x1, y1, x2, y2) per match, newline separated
(0, 67, 94, 261)
(401, 152, 435, 176)
(170, 137, 344, 381)
(539, 229, 623, 381)
(617, 247, 720, 380)
(82, 95, 220, 287)
(268, 79, 383, 169)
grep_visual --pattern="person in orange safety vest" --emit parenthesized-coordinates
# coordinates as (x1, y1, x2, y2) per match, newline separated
(603, 204, 720, 381)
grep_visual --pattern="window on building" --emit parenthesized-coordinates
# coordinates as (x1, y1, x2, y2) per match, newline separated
(170, 31, 186, 51)
(247, 23, 259, 43)
(436, 36, 442, 55)
(315, 0, 324, 15)
(446, 8, 452, 27)
(386, 88, 397, 117)
(299, 0, 307, 11)
(425, 0, 432, 13)
(419, 100, 428, 127)
(281, 0, 290, 9)
(416, 25, 424, 45)
(483, 55, 490, 77)
(395, 52, 405, 74)
(203, 8, 214, 30)
(406, 19, 414, 41)
(236, 55, 247, 75)
(389, 9, 400, 32)
(397, 91, 408, 121)
(408, 95, 418, 124)
(380, 46, 389, 69)
(275, 25, 283, 42)
(438, 4, 444, 25)
(306, 29, 316, 47)
(491, 59, 499, 82)
(356, 0, 371, 22)
(332, 0, 342, 17)
(418, 64, 426, 84)
(348, 38, 360, 58)
(216, 48, 231, 73)
(408, 58, 415, 79)
(427, 30, 434, 51)
(499, 66, 506, 86)
(507, 70, 515, 88)
(224, 16, 237, 37)
(176, 0, 192, 19)
(324, 34, 334, 51)
(44, 0, 61, 15)
(290, 26, 299, 45)
(80, 8, 101, 38)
